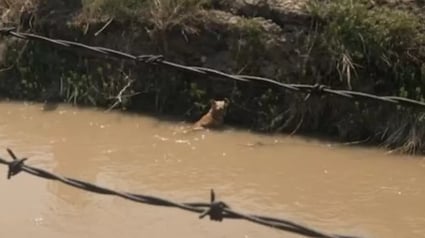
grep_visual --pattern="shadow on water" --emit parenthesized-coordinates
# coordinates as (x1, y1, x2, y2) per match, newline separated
(42, 101, 59, 111)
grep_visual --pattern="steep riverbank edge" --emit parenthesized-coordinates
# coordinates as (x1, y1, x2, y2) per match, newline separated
(1, 0, 425, 154)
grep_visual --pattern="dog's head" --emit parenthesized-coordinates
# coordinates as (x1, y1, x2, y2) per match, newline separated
(209, 98, 230, 116)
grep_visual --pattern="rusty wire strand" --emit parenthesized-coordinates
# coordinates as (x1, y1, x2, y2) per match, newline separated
(1, 27, 425, 110)
(0, 149, 360, 238)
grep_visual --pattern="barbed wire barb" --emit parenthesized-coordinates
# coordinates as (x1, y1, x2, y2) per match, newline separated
(0, 148, 361, 238)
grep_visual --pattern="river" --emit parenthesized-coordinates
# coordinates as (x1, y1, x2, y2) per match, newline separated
(0, 101, 424, 238)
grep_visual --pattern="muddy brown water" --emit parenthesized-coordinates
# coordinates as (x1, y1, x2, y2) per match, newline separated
(0, 102, 425, 238)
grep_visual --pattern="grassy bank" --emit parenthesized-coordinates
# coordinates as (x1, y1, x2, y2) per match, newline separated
(305, 0, 425, 153)
(1, 0, 425, 154)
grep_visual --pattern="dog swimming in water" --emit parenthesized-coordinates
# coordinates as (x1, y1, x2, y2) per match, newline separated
(193, 98, 229, 129)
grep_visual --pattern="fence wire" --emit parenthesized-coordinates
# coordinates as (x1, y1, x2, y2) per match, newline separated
(0, 27, 425, 110)
(0, 148, 360, 238)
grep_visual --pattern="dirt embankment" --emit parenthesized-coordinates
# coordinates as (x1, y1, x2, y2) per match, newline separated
(1, 0, 425, 154)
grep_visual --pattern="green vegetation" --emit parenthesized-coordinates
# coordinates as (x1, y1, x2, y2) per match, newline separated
(304, 0, 425, 153)
(307, 0, 424, 98)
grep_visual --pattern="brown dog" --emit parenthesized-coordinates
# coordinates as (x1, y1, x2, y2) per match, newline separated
(194, 98, 230, 129)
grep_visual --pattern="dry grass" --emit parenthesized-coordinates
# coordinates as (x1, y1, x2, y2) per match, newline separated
(149, 0, 204, 34)
(81, 0, 206, 27)
(381, 112, 425, 154)
(0, 0, 36, 25)
(80, 0, 207, 51)
(81, 0, 148, 20)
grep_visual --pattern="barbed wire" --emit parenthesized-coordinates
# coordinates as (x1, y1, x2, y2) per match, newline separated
(1, 27, 425, 110)
(0, 148, 361, 238)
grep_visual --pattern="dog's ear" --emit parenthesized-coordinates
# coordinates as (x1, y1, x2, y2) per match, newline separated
(209, 99, 216, 107)
(223, 98, 230, 106)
